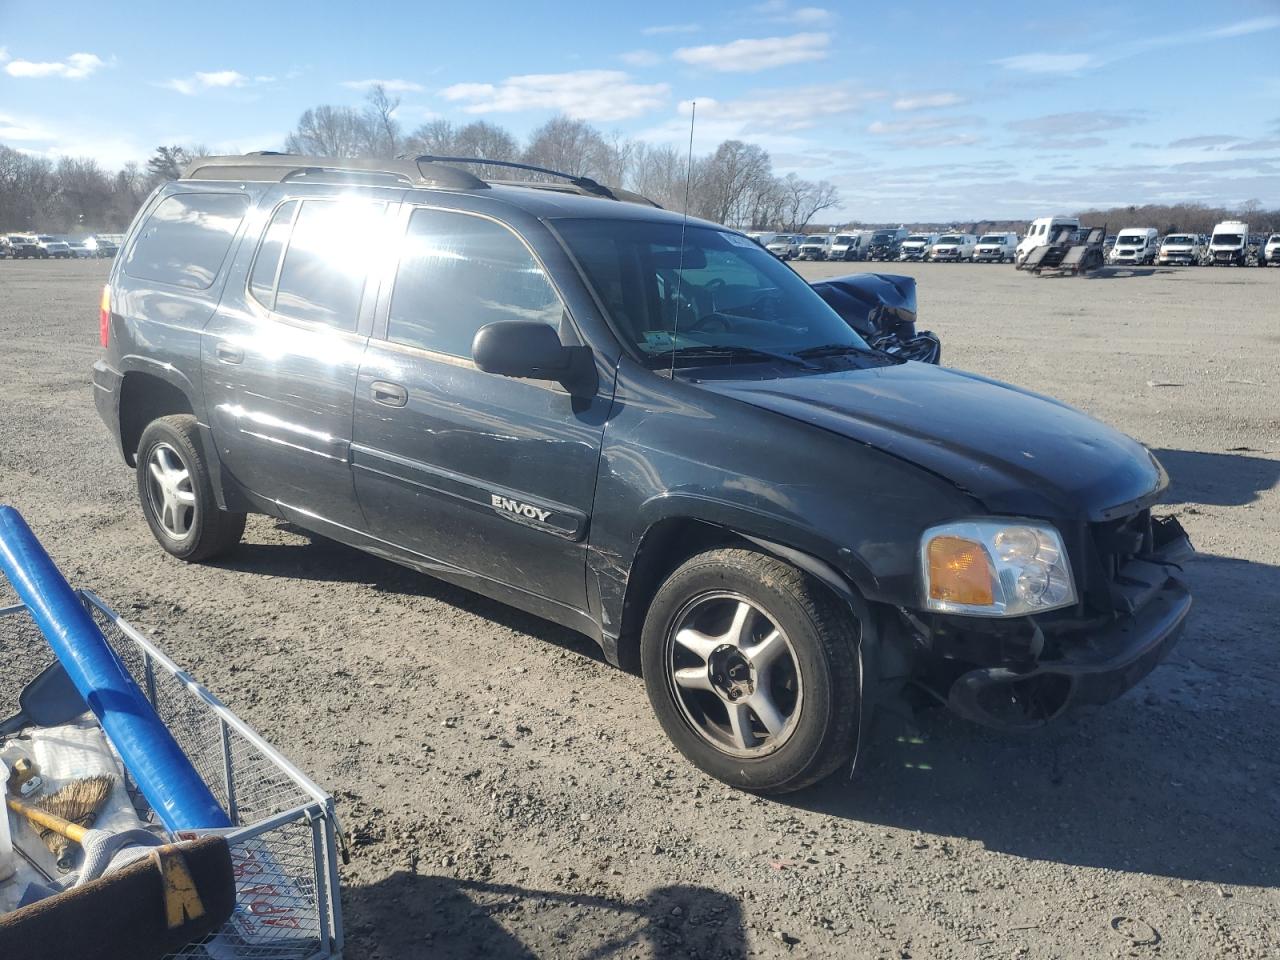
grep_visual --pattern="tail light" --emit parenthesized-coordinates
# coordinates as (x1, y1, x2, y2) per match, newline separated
(99, 285, 110, 347)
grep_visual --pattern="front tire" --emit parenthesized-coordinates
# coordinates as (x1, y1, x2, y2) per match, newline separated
(136, 415, 245, 562)
(641, 548, 862, 794)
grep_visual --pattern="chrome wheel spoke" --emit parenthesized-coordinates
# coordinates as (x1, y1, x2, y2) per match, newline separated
(727, 600, 755, 648)
(748, 689, 785, 737)
(726, 702, 754, 751)
(673, 627, 721, 662)
(673, 666, 713, 692)
(744, 629, 786, 670)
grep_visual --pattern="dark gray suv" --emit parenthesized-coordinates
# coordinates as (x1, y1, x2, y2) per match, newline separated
(94, 153, 1192, 793)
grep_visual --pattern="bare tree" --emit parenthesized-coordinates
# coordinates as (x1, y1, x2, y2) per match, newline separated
(523, 116, 610, 180)
(696, 140, 772, 226)
(362, 84, 401, 158)
(284, 106, 372, 158)
(144, 146, 191, 187)
(781, 174, 841, 232)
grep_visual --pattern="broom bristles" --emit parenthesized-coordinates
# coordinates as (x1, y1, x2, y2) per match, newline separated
(33, 774, 116, 870)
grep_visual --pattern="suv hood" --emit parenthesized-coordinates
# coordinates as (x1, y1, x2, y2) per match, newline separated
(703, 362, 1165, 520)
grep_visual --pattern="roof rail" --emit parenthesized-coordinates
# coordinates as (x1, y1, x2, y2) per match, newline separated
(409, 155, 661, 208)
(180, 151, 661, 207)
(180, 152, 487, 190)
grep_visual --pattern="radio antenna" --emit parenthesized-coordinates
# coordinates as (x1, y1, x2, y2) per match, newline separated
(669, 99, 696, 379)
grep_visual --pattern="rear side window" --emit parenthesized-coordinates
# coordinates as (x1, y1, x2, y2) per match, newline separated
(248, 200, 299, 309)
(124, 193, 249, 290)
(272, 199, 385, 331)
(386, 208, 561, 358)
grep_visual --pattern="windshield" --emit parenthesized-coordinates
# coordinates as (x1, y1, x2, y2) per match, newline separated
(977, 235, 1004, 244)
(555, 219, 871, 367)
(804, 236, 826, 244)
(1163, 235, 1194, 245)
(1212, 234, 1242, 246)
(1117, 235, 1144, 246)
(938, 235, 963, 244)
(906, 235, 930, 243)
(870, 232, 895, 243)
(833, 235, 856, 244)
(1269, 235, 1280, 243)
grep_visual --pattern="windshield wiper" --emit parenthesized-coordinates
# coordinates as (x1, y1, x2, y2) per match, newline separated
(794, 342, 880, 359)
(652, 345, 815, 369)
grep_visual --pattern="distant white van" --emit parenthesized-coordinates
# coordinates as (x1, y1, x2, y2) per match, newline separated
(928, 233, 977, 262)
(1016, 217, 1079, 265)
(973, 232, 1019, 263)
(898, 233, 938, 261)
(1110, 228, 1159, 265)
(828, 233, 864, 261)
(1156, 233, 1202, 267)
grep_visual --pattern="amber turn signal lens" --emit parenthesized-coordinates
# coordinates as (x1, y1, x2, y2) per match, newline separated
(927, 536, 995, 606)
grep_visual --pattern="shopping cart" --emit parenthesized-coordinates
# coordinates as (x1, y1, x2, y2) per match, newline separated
(0, 590, 345, 960)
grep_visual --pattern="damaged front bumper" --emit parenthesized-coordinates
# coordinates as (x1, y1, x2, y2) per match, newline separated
(909, 516, 1193, 731)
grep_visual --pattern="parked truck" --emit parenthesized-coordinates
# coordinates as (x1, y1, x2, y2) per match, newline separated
(865, 227, 909, 261)
(1015, 217, 1079, 267)
(973, 233, 1018, 263)
(928, 233, 977, 262)
(1109, 228, 1159, 266)
(898, 233, 937, 261)
(828, 232, 865, 261)
(1208, 221, 1249, 266)
(1157, 233, 1202, 266)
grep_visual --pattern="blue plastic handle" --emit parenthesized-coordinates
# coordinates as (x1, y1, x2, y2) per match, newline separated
(0, 505, 230, 831)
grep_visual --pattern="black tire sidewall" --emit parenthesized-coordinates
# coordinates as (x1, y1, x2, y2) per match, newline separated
(641, 551, 859, 793)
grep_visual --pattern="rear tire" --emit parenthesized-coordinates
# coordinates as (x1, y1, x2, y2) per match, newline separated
(136, 415, 245, 562)
(641, 548, 862, 794)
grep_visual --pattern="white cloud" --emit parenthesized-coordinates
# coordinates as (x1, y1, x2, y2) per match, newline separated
(892, 92, 967, 111)
(162, 70, 251, 95)
(639, 85, 880, 152)
(753, 1, 833, 24)
(992, 52, 1098, 74)
(0, 111, 55, 141)
(341, 78, 425, 93)
(440, 70, 669, 122)
(1205, 16, 1280, 39)
(0, 47, 9, 63)
(4, 52, 105, 79)
(620, 49, 662, 67)
(869, 115, 980, 136)
(673, 32, 830, 72)
(642, 23, 701, 35)
(1006, 110, 1142, 135)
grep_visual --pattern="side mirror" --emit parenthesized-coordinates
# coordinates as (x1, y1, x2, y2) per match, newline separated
(472, 321, 597, 396)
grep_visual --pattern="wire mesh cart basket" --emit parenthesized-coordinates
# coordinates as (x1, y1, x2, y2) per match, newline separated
(0, 590, 345, 960)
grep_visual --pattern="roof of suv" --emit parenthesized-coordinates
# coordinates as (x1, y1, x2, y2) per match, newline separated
(180, 153, 721, 229)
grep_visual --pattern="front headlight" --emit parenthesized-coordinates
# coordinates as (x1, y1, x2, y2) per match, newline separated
(920, 520, 1076, 617)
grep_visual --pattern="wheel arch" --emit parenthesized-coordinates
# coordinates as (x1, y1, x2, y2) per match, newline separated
(118, 368, 196, 467)
(610, 514, 876, 674)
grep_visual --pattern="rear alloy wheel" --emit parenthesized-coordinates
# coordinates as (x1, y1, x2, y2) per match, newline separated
(136, 415, 245, 562)
(642, 548, 862, 794)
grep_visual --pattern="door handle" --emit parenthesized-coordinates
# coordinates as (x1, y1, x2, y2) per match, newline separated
(371, 380, 408, 407)
(215, 342, 244, 364)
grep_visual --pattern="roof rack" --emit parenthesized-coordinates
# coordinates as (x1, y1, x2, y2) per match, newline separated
(180, 152, 487, 190)
(407, 155, 660, 207)
(181, 152, 660, 207)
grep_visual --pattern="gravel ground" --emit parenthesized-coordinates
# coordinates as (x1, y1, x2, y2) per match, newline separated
(1, 258, 1277, 959)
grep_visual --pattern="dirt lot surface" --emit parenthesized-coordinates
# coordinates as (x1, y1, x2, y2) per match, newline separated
(1, 258, 1277, 959)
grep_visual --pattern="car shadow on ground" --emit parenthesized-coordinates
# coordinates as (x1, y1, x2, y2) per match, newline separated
(1084, 266, 1164, 278)
(1154, 447, 1280, 507)
(211, 522, 608, 665)
(784, 551, 1280, 890)
(342, 873, 748, 960)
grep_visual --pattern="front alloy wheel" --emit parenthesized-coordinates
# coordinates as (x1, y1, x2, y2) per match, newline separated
(642, 548, 863, 794)
(666, 592, 802, 758)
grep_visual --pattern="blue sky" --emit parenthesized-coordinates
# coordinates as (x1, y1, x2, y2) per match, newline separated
(2, 0, 1278, 219)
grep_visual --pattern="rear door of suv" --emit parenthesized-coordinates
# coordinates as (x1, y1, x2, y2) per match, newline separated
(350, 201, 611, 613)
(201, 184, 401, 530)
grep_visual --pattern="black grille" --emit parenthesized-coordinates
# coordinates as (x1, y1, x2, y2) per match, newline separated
(1083, 508, 1153, 611)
